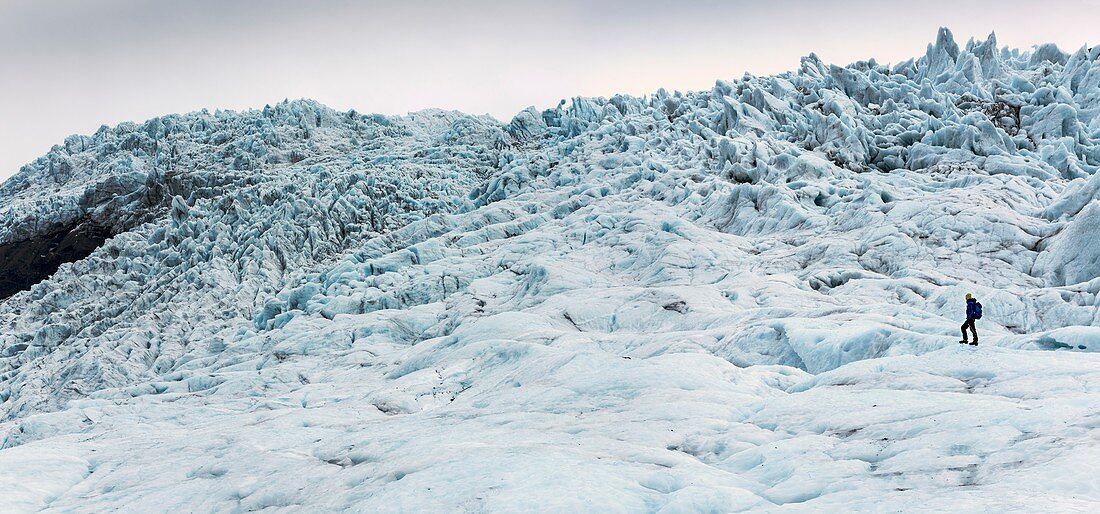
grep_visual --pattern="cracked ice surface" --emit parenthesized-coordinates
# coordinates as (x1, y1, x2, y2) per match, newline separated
(2, 29, 1100, 512)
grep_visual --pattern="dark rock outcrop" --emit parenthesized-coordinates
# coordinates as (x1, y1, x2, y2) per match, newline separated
(0, 218, 112, 300)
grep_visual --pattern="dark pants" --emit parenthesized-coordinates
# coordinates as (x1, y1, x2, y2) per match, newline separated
(961, 318, 977, 342)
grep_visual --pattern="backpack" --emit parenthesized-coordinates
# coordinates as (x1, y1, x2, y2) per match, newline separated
(973, 301, 983, 319)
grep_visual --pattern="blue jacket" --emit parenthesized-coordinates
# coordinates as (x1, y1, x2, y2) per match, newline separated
(966, 299, 978, 320)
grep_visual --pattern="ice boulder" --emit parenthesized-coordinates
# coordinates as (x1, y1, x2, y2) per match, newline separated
(1034, 200, 1100, 286)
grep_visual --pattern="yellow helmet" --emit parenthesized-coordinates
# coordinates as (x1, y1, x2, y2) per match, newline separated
(965, 293, 973, 300)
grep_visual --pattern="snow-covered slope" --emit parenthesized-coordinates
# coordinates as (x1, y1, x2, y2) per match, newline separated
(2, 29, 1099, 512)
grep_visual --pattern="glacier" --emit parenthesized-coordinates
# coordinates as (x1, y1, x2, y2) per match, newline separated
(1, 28, 1099, 512)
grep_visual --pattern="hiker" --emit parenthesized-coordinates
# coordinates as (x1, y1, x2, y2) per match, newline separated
(959, 293, 982, 345)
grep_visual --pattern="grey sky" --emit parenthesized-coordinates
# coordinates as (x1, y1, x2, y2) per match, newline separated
(1, 0, 1097, 181)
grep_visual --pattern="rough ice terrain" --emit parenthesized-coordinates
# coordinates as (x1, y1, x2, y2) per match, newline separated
(2, 29, 1100, 512)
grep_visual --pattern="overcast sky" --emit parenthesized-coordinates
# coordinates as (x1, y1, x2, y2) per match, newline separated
(1, 0, 1097, 182)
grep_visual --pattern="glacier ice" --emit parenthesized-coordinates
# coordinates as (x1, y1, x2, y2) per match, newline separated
(1, 29, 1100, 512)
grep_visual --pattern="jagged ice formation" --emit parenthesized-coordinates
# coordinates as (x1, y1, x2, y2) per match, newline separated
(1, 29, 1099, 512)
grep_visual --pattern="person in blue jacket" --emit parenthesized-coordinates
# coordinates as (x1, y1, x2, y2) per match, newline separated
(959, 293, 982, 346)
